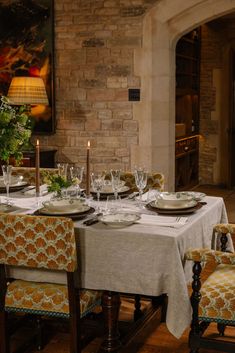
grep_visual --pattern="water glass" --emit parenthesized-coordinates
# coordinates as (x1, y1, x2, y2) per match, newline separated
(90, 172, 105, 210)
(70, 166, 84, 198)
(105, 195, 122, 214)
(134, 168, 148, 202)
(110, 169, 121, 200)
(2, 165, 12, 205)
(57, 163, 68, 180)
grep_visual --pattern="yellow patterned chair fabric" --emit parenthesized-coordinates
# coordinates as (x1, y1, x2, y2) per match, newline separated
(0, 213, 102, 353)
(105, 171, 164, 192)
(185, 235, 235, 352)
(12, 167, 59, 186)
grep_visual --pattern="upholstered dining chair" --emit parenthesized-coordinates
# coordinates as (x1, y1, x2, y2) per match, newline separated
(12, 166, 59, 186)
(185, 234, 235, 353)
(120, 171, 164, 192)
(0, 213, 102, 353)
(104, 171, 164, 192)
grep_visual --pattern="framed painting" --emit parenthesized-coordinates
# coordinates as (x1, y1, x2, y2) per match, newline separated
(0, 0, 55, 134)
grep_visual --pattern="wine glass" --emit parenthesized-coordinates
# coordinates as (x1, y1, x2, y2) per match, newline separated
(2, 165, 12, 205)
(110, 169, 121, 201)
(134, 168, 148, 203)
(90, 172, 105, 211)
(57, 163, 68, 180)
(70, 166, 84, 198)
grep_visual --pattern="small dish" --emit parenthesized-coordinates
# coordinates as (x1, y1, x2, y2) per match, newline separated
(98, 213, 140, 227)
(157, 192, 193, 208)
(154, 199, 197, 210)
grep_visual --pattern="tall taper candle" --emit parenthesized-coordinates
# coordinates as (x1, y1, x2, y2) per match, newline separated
(86, 140, 90, 196)
(35, 139, 40, 197)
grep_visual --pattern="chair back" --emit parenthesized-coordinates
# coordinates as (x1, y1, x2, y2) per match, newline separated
(12, 167, 59, 185)
(0, 213, 76, 272)
(120, 172, 164, 191)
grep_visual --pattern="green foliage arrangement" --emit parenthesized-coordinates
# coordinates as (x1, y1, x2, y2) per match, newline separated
(0, 96, 32, 164)
(43, 172, 72, 196)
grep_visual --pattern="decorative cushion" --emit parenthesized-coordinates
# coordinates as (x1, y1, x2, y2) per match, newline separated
(0, 214, 76, 272)
(199, 264, 235, 325)
(12, 167, 59, 186)
(5, 280, 102, 318)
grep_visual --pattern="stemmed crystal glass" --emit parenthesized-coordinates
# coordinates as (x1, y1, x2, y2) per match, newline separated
(57, 163, 68, 180)
(110, 169, 121, 201)
(91, 172, 105, 210)
(2, 165, 12, 205)
(70, 166, 84, 198)
(134, 167, 148, 203)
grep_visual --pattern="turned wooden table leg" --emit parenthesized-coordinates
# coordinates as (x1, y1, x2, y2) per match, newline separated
(99, 291, 122, 353)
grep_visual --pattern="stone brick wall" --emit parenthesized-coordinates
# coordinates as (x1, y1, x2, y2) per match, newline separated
(36, 0, 159, 171)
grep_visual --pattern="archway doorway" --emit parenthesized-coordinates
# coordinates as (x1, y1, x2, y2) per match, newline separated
(133, 0, 235, 190)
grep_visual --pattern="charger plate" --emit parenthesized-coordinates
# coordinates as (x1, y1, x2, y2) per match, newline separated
(0, 181, 28, 194)
(35, 206, 95, 220)
(146, 201, 202, 215)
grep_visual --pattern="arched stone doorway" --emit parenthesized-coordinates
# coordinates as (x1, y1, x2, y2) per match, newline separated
(132, 0, 235, 190)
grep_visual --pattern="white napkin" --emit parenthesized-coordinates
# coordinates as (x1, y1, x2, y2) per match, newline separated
(137, 214, 188, 228)
(23, 184, 48, 196)
(136, 190, 159, 202)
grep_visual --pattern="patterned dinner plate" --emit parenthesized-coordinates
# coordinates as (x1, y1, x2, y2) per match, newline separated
(35, 206, 95, 220)
(146, 201, 202, 215)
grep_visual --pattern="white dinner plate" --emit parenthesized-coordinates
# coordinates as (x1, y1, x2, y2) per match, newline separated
(98, 213, 140, 227)
(0, 177, 27, 189)
(153, 199, 197, 210)
(91, 185, 130, 195)
(42, 199, 90, 215)
(0, 203, 12, 212)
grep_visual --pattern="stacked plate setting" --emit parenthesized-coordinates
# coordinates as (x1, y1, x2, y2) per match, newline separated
(148, 192, 204, 215)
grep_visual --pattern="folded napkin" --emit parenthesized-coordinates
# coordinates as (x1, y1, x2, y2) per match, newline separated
(137, 214, 188, 228)
(23, 184, 48, 196)
(136, 190, 159, 202)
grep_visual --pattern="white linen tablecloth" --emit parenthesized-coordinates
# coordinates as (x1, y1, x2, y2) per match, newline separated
(5, 194, 229, 339)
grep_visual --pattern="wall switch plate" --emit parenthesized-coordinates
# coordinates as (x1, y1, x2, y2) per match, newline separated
(128, 88, 140, 101)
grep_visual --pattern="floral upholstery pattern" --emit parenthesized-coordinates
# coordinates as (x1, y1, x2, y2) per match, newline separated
(199, 264, 235, 324)
(12, 167, 59, 186)
(0, 213, 76, 271)
(186, 248, 235, 325)
(5, 280, 101, 318)
(105, 171, 164, 192)
(185, 248, 235, 265)
(0, 213, 102, 320)
(213, 223, 235, 234)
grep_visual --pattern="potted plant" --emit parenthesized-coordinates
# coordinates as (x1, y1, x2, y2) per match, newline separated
(0, 96, 33, 165)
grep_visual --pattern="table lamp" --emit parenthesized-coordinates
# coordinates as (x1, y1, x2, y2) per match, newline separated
(7, 76, 49, 106)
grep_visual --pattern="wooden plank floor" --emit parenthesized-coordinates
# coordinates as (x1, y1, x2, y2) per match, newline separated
(10, 185, 235, 353)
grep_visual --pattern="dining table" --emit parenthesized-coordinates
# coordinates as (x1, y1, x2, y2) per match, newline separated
(1, 189, 232, 353)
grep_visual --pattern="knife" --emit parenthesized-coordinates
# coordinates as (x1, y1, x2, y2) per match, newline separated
(83, 213, 102, 226)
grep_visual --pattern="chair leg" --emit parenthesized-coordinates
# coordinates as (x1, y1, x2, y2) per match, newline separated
(134, 295, 143, 321)
(217, 323, 226, 336)
(0, 311, 9, 353)
(36, 316, 44, 350)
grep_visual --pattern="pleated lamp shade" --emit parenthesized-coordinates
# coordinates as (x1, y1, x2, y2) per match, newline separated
(7, 76, 49, 105)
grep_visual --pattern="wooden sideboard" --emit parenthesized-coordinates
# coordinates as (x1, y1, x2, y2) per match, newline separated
(7, 150, 57, 168)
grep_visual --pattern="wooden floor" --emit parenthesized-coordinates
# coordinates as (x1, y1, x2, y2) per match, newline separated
(11, 185, 235, 353)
